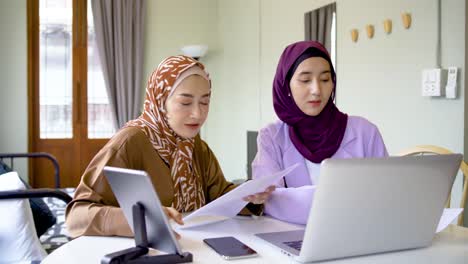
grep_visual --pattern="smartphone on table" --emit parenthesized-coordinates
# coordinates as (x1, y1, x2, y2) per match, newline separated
(203, 236, 258, 260)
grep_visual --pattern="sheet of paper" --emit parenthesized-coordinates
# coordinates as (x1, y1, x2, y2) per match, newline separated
(436, 208, 463, 233)
(179, 163, 299, 228)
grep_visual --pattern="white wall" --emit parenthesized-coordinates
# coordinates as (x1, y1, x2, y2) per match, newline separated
(204, 0, 261, 180)
(0, 0, 28, 181)
(143, 0, 219, 91)
(465, 2, 468, 154)
(464, 0, 468, 227)
(338, 0, 464, 155)
(336, 0, 465, 211)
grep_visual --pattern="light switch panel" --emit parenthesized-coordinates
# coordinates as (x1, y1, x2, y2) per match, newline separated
(422, 68, 446, 97)
(445, 67, 457, 99)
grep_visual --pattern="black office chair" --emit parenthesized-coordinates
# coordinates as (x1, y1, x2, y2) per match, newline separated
(247, 130, 258, 180)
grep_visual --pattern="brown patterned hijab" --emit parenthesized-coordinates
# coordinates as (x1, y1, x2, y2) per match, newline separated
(124, 55, 210, 212)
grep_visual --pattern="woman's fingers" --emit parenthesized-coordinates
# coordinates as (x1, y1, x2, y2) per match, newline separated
(244, 188, 274, 204)
(243, 185, 277, 204)
(162, 207, 183, 240)
(173, 230, 181, 240)
(266, 185, 276, 193)
(163, 207, 184, 225)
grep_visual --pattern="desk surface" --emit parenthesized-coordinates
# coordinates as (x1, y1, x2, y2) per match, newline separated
(43, 216, 468, 264)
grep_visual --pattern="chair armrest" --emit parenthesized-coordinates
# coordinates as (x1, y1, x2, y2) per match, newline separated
(0, 189, 72, 204)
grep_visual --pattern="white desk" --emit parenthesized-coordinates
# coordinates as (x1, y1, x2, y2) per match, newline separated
(43, 216, 468, 263)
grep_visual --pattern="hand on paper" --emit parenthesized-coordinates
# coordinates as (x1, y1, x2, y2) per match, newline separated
(181, 164, 298, 227)
(242, 185, 276, 204)
(163, 206, 184, 239)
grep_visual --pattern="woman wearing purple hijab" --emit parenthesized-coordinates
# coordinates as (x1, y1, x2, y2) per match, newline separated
(251, 41, 388, 224)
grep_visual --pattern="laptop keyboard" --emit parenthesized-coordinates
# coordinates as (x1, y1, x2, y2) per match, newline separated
(283, 240, 303, 251)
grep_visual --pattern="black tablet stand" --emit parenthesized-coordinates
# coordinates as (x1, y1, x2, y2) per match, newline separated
(101, 203, 193, 264)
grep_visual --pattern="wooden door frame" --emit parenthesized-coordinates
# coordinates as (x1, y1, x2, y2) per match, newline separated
(27, 0, 110, 187)
(27, 0, 85, 188)
(27, 0, 39, 186)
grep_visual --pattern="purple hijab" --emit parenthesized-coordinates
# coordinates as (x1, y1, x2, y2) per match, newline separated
(273, 41, 348, 163)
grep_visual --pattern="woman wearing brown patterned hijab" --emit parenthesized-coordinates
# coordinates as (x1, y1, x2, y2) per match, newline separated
(125, 56, 211, 214)
(66, 55, 274, 238)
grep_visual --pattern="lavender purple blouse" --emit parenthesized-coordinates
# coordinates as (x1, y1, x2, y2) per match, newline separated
(252, 116, 388, 225)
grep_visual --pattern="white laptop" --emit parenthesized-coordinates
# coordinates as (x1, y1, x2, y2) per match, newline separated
(255, 154, 462, 263)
